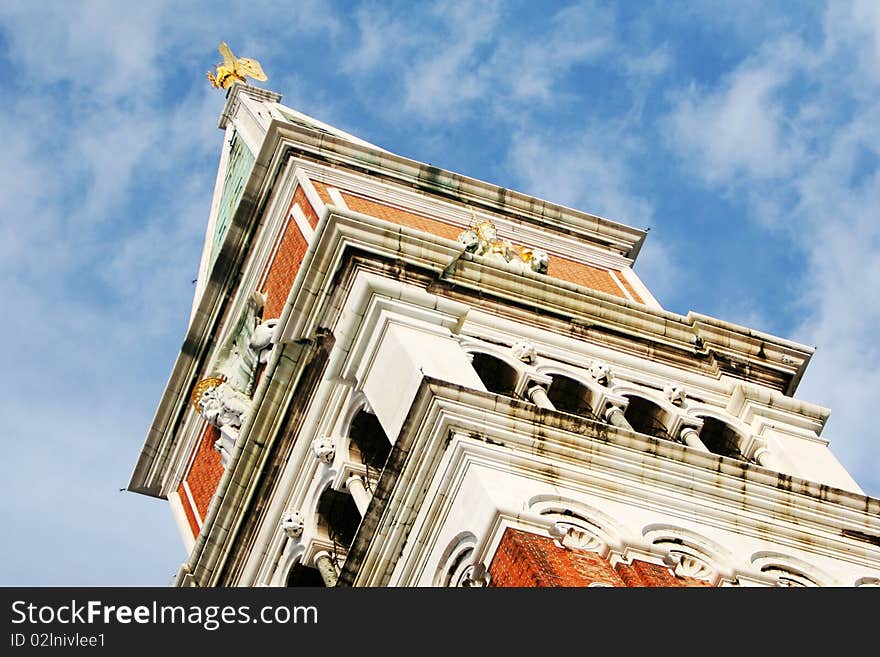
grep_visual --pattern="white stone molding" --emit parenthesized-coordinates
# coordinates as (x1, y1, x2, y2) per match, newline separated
(280, 510, 305, 540)
(669, 552, 716, 581)
(855, 577, 880, 587)
(549, 522, 607, 553)
(643, 524, 735, 585)
(311, 436, 336, 465)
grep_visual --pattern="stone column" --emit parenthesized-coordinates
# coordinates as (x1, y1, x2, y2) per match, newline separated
(604, 405, 633, 431)
(680, 427, 710, 453)
(314, 550, 338, 587)
(752, 445, 774, 468)
(527, 385, 556, 410)
(345, 475, 371, 516)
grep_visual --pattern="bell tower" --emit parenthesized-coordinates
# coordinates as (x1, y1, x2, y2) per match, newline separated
(129, 81, 880, 588)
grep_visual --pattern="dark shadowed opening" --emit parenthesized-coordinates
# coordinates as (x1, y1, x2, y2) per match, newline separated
(349, 409, 391, 470)
(471, 353, 518, 396)
(623, 395, 670, 440)
(697, 417, 744, 459)
(317, 488, 361, 547)
(286, 562, 325, 587)
(547, 375, 595, 417)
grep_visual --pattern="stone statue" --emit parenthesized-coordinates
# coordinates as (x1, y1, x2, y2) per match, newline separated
(664, 384, 686, 406)
(511, 340, 538, 364)
(458, 229, 481, 254)
(311, 436, 336, 464)
(250, 318, 279, 364)
(190, 291, 280, 467)
(207, 41, 268, 89)
(589, 361, 612, 385)
(280, 511, 305, 539)
(197, 382, 252, 431)
(456, 218, 550, 275)
(459, 563, 489, 588)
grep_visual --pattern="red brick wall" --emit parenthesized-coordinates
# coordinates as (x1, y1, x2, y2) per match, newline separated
(310, 180, 333, 205)
(262, 188, 313, 319)
(615, 560, 712, 587)
(488, 528, 713, 587)
(341, 192, 461, 240)
(177, 425, 223, 538)
(489, 528, 624, 587)
(616, 272, 644, 303)
(186, 426, 223, 520)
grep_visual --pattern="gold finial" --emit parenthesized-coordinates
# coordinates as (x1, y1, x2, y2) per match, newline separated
(207, 41, 268, 89)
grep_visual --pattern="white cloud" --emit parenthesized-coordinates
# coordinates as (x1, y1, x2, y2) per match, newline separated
(506, 127, 651, 224)
(665, 40, 807, 185)
(342, 1, 617, 122)
(662, 2, 880, 494)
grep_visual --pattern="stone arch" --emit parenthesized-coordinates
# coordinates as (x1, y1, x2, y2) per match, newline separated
(687, 407, 752, 460)
(434, 531, 479, 587)
(336, 392, 372, 456)
(528, 494, 626, 553)
(642, 524, 735, 584)
(750, 551, 832, 587)
(461, 345, 521, 397)
(610, 385, 679, 441)
(536, 365, 604, 419)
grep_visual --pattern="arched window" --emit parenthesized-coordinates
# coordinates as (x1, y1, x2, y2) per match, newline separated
(317, 488, 361, 548)
(286, 561, 325, 587)
(762, 566, 817, 587)
(546, 375, 595, 418)
(435, 532, 479, 587)
(623, 395, 670, 440)
(349, 409, 391, 471)
(471, 352, 518, 397)
(697, 417, 744, 459)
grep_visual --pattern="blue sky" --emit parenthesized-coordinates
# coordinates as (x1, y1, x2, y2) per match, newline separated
(1, 1, 878, 585)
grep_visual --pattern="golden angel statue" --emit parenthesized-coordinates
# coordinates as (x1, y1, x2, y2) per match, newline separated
(207, 41, 268, 89)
